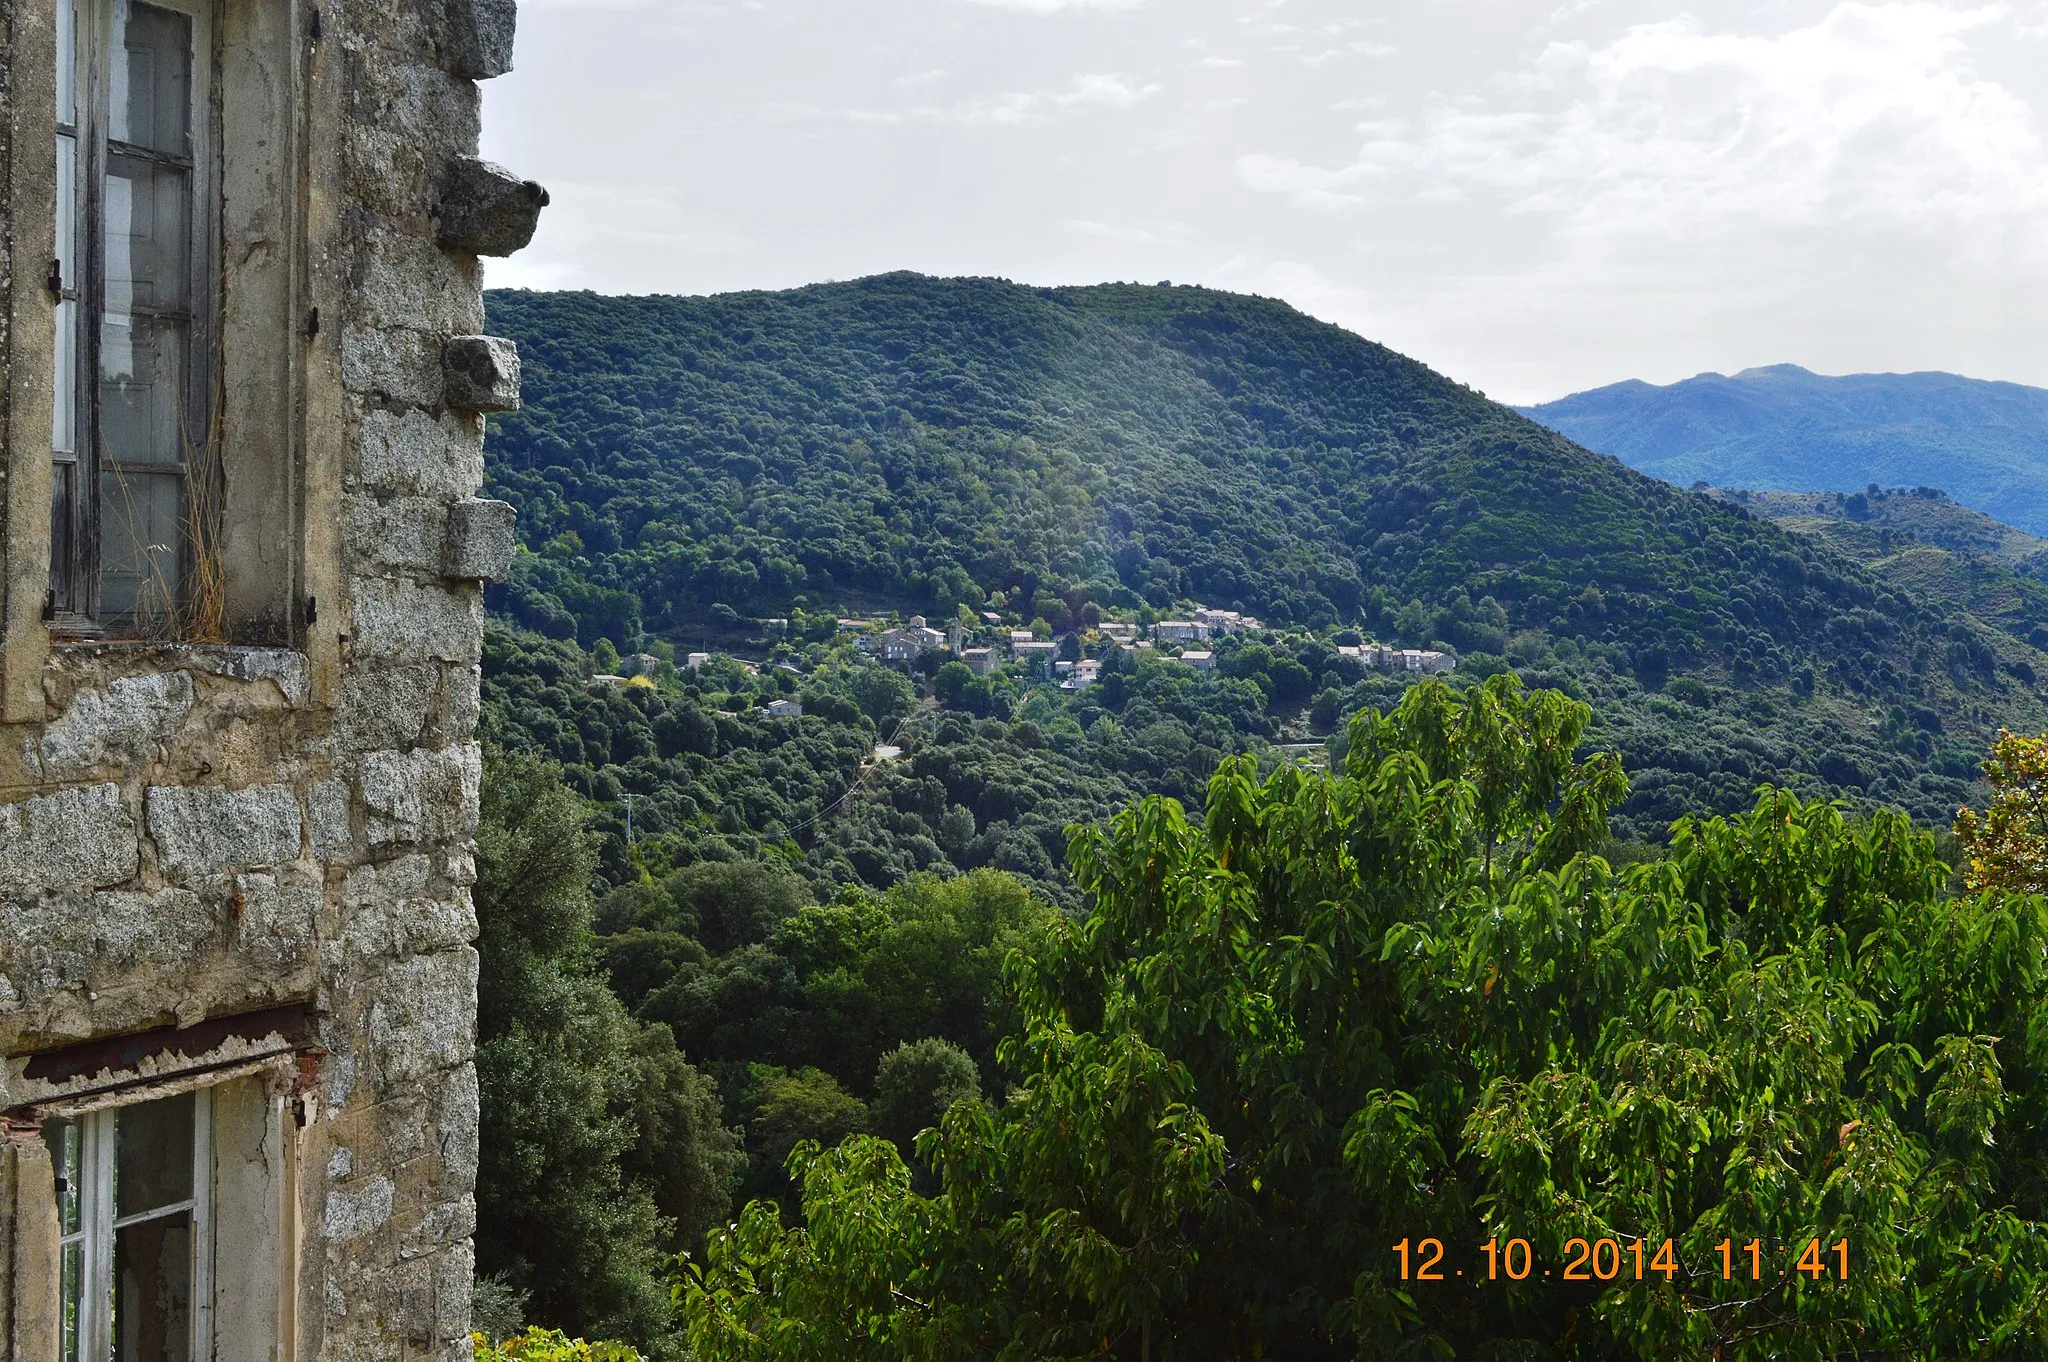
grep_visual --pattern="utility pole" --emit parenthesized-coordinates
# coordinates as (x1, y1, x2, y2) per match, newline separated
(621, 792, 637, 846)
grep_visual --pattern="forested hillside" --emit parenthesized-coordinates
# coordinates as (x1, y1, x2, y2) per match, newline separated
(1517, 364, 2048, 535)
(1720, 486, 2048, 574)
(465, 279, 2048, 1360)
(1714, 486, 2048, 656)
(478, 276, 2048, 851)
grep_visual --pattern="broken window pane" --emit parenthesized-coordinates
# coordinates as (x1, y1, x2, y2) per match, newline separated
(115, 1090, 194, 1219)
(115, 1214, 193, 1362)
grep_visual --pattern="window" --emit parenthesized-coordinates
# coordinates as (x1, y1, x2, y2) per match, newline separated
(51, 0, 216, 634)
(42, 1090, 216, 1362)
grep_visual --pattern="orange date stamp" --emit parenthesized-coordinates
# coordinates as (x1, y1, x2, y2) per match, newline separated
(1393, 1236, 1850, 1283)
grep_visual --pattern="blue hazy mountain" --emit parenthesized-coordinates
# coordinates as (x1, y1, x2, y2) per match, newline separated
(1516, 365, 2048, 536)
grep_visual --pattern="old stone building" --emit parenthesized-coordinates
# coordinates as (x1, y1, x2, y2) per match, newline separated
(0, 0, 542, 1357)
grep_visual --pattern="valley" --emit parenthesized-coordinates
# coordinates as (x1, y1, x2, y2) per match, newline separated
(477, 276, 2048, 892)
(463, 275, 2048, 1359)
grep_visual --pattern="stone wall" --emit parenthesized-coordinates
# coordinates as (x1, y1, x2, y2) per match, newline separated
(0, 0, 533, 1358)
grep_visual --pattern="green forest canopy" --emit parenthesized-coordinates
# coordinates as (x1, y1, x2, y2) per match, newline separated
(679, 676, 2048, 1361)
(465, 278, 2048, 1360)
(478, 276, 2048, 857)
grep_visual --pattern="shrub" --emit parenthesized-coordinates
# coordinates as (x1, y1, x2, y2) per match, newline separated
(472, 1329, 642, 1362)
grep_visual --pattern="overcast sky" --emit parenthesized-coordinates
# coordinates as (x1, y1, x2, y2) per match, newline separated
(480, 0, 2048, 404)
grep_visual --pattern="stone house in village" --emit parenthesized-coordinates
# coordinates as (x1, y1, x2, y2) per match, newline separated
(0, 0, 541, 1357)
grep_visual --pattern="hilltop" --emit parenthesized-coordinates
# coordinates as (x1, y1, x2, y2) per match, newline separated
(478, 276, 2048, 856)
(1517, 364, 2048, 535)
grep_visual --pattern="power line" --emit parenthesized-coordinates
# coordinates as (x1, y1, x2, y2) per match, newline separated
(774, 700, 937, 840)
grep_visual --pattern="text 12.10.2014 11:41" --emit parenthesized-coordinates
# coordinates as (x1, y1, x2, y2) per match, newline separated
(1392, 1236, 1850, 1283)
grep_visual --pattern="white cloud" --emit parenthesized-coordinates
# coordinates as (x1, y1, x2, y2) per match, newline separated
(955, 0, 1142, 11)
(1062, 218, 1190, 244)
(1048, 72, 1159, 109)
(1246, 4, 2048, 257)
(772, 72, 1159, 126)
(520, 0, 729, 9)
(485, 0, 2048, 398)
(1234, 152, 1372, 208)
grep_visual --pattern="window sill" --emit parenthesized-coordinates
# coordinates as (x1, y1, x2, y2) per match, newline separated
(45, 640, 314, 708)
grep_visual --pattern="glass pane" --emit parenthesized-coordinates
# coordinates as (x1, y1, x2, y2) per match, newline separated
(114, 1213, 192, 1362)
(41, 1117, 84, 1236)
(99, 467, 183, 623)
(51, 461, 75, 609)
(56, 0, 75, 126)
(55, 132, 76, 292)
(113, 1091, 193, 1220)
(61, 1241, 84, 1362)
(108, 4, 191, 157)
(53, 293, 77, 455)
(99, 310, 186, 463)
(103, 153, 190, 320)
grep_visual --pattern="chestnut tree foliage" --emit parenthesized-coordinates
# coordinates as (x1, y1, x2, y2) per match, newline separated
(680, 676, 2048, 1360)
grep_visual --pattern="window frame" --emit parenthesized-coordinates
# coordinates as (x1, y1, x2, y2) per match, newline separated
(50, 0, 220, 636)
(46, 1086, 218, 1362)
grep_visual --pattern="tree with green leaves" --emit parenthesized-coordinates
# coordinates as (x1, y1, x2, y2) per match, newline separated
(475, 747, 744, 1356)
(679, 676, 2048, 1360)
(872, 1039, 981, 1154)
(1957, 729, 2048, 893)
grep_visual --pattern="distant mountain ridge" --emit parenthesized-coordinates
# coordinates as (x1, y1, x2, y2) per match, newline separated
(1516, 365, 2048, 536)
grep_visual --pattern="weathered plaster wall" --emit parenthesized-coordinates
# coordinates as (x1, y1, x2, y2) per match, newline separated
(0, 0, 531, 1358)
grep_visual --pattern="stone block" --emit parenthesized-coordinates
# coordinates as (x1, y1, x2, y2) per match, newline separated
(442, 0, 516, 79)
(446, 666, 481, 742)
(183, 647, 312, 707)
(93, 888, 219, 972)
(232, 873, 323, 973)
(366, 948, 479, 1092)
(356, 407, 484, 499)
(359, 227, 484, 335)
(377, 1091, 435, 1165)
(441, 336, 520, 413)
(341, 326, 445, 406)
(403, 1195, 476, 1261)
(145, 784, 303, 882)
(442, 498, 516, 581)
(337, 665, 438, 752)
(0, 785, 138, 893)
(325, 1175, 395, 1241)
(358, 746, 481, 846)
(36, 671, 194, 776)
(438, 1064, 481, 1185)
(0, 896, 94, 1001)
(347, 495, 447, 575)
(434, 1240, 476, 1340)
(339, 857, 474, 959)
(433, 159, 548, 257)
(324, 1051, 360, 1114)
(350, 577, 483, 664)
(308, 780, 355, 858)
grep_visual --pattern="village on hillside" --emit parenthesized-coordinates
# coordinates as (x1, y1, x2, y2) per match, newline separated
(580, 603, 1455, 720)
